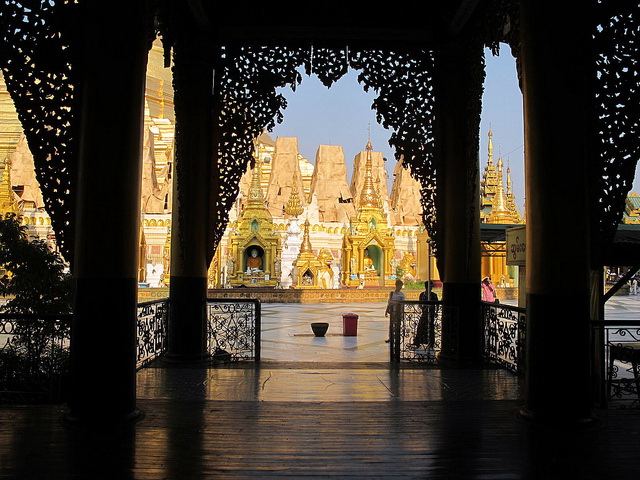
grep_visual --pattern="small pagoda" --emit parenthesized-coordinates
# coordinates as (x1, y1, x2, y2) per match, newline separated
(228, 163, 280, 287)
(341, 139, 395, 287)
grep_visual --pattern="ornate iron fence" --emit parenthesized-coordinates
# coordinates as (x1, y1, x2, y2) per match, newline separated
(390, 301, 458, 363)
(136, 299, 169, 369)
(0, 313, 71, 403)
(597, 321, 640, 409)
(206, 299, 260, 362)
(481, 302, 526, 375)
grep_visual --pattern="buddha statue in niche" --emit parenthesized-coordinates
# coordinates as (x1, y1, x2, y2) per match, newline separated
(246, 248, 263, 273)
(363, 248, 376, 272)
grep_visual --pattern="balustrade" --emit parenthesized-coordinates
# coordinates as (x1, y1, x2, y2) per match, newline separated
(136, 299, 169, 368)
(481, 302, 526, 375)
(596, 321, 640, 409)
(206, 299, 261, 362)
(389, 301, 457, 363)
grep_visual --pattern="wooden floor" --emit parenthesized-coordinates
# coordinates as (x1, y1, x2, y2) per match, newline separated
(2, 364, 640, 479)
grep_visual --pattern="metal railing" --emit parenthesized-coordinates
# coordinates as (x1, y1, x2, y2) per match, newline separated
(390, 301, 458, 363)
(0, 313, 71, 403)
(481, 302, 527, 375)
(393, 300, 527, 369)
(0, 297, 262, 403)
(206, 298, 261, 362)
(595, 321, 640, 409)
(136, 299, 169, 369)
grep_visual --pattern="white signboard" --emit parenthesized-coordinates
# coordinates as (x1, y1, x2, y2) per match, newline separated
(506, 226, 526, 266)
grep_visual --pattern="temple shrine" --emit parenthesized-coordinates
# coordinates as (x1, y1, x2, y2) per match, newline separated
(1, 50, 534, 293)
(226, 162, 280, 287)
(340, 139, 396, 287)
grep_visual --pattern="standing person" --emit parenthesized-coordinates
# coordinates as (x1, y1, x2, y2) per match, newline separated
(415, 280, 439, 347)
(481, 276, 497, 303)
(385, 279, 405, 343)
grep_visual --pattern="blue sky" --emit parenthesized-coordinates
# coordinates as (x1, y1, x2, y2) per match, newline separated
(270, 49, 527, 209)
(271, 49, 640, 213)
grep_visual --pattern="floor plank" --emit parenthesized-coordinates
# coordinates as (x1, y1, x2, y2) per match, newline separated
(2, 398, 640, 479)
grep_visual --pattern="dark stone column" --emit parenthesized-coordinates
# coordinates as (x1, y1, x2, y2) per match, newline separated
(67, 0, 150, 424)
(167, 38, 213, 361)
(433, 38, 483, 365)
(520, 0, 596, 425)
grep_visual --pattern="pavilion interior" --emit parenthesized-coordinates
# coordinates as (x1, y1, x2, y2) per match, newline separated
(1, 0, 640, 478)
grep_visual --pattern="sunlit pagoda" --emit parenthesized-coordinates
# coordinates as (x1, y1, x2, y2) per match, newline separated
(226, 162, 281, 287)
(479, 129, 524, 288)
(480, 129, 523, 225)
(341, 139, 396, 287)
(293, 220, 334, 288)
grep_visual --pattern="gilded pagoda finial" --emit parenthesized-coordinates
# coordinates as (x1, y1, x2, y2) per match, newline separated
(300, 219, 313, 253)
(248, 161, 265, 206)
(359, 139, 382, 209)
(285, 169, 304, 217)
(488, 157, 511, 223)
(488, 128, 494, 166)
(505, 163, 522, 222)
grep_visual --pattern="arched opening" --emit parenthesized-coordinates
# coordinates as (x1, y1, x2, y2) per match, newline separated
(365, 244, 383, 276)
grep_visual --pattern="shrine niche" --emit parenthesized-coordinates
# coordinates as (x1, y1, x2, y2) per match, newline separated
(227, 164, 280, 287)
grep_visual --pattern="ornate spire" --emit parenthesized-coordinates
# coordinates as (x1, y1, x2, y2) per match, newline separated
(505, 163, 522, 222)
(481, 128, 502, 221)
(300, 219, 313, 253)
(488, 157, 511, 223)
(487, 128, 494, 166)
(247, 161, 265, 207)
(285, 169, 304, 217)
(0, 160, 18, 216)
(359, 139, 383, 209)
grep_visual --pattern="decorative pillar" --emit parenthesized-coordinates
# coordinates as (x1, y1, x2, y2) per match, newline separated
(167, 35, 213, 361)
(67, 0, 150, 423)
(433, 37, 483, 365)
(519, 0, 595, 424)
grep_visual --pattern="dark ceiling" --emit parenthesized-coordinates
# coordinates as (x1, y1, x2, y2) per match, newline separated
(185, 0, 483, 49)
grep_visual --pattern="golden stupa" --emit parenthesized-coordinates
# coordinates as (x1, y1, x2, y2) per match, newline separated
(341, 139, 395, 287)
(293, 220, 327, 288)
(227, 162, 280, 287)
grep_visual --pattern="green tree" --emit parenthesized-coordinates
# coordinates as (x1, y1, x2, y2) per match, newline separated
(0, 213, 71, 402)
(0, 213, 71, 314)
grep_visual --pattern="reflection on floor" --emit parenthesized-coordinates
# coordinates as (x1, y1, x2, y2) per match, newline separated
(137, 362, 523, 402)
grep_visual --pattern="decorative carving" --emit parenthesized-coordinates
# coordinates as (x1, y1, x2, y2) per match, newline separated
(0, 0, 83, 262)
(594, 2, 640, 259)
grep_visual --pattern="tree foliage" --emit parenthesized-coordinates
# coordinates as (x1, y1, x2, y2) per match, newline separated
(0, 213, 71, 314)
